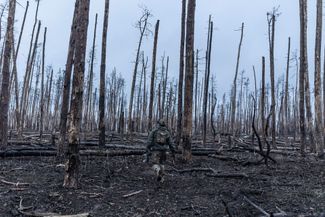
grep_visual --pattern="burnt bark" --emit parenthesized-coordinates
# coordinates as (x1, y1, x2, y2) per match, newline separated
(314, 0, 323, 154)
(182, 0, 196, 161)
(299, 0, 307, 156)
(59, 0, 80, 156)
(128, 10, 150, 132)
(284, 37, 290, 145)
(203, 16, 213, 145)
(0, 0, 15, 148)
(230, 23, 244, 139)
(39, 27, 47, 141)
(99, 0, 110, 147)
(176, 0, 187, 146)
(63, 0, 90, 188)
(148, 20, 159, 131)
(267, 13, 276, 149)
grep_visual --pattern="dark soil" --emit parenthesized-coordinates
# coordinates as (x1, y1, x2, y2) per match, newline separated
(0, 151, 324, 217)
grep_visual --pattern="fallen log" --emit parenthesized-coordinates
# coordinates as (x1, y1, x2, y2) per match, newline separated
(18, 210, 89, 217)
(168, 167, 216, 173)
(168, 167, 249, 179)
(0, 179, 30, 187)
(206, 173, 249, 179)
(0, 149, 220, 158)
(0, 150, 57, 157)
(122, 190, 143, 198)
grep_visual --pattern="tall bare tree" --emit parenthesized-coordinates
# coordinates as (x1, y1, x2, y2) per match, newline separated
(19, 0, 40, 136)
(39, 27, 47, 141)
(202, 16, 213, 145)
(148, 19, 159, 131)
(182, 0, 196, 161)
(261, 57, 266, 137)
(128, 8, 151, 132)
(230, 22, 244, 140)
(301, 1, 315, 154)
(59, 0, 80, 156)
(0, 0, 15, 148)
(63, 0, 90, 188)
(99, 0, 110, 147)
(10, 1, 29, 130)
(267, 12, 276, 149)
(176, 0, 187, 146)
(84, 14, 98, 129)
(299, 0, 307, 156)
(314, 0, 323, 154)
(284, 37, 290, 144)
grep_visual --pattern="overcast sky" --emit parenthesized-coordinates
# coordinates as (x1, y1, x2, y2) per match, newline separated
(11, 0, 322, 98)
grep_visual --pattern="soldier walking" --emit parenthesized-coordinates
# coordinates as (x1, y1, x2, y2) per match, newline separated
(144, 119, 176, 182)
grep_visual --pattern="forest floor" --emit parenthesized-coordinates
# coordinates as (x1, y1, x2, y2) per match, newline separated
(0, 140, 325, 217)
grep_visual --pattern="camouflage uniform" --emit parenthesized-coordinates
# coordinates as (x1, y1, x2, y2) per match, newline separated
(145, 120, 175, 182)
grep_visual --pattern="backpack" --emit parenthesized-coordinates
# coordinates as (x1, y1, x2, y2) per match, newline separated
(155, 129, 169, 145)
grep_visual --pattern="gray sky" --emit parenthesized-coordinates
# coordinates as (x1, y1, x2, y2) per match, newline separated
(12, 0, 321, 98)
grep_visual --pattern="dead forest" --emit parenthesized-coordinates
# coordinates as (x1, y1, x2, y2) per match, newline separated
(0, 0, 324, 216)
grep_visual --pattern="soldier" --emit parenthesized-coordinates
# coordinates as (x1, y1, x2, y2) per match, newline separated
(144, 119, 176, 182)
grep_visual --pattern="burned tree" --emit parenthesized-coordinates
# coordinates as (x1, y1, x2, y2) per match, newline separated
(299, 0, 307, 155)
(261, 57, 266, 137)
(99, 0, 110, 147)
(230, 22, 244, 140)
(11, 1, 29, 130)
(267, 11, 277, 149)
(148, 19, 159, 131)
(314, 0, 323, 154)
(284, 37, 290, 144)
(176, 0, 187, 146)
(63, 0, 90, 188)
(58, 0, 80, 156)
(84, 14, 98, 130)
(202, 16, 213, 145)
(39, 27, 47, 141)
(128, 8, 151, 132)
(182, 0, 196, 161)
(0, 0, 15, 147)
(19, 0, 40, 136)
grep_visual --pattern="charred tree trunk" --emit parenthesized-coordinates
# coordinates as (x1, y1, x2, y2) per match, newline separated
(299, 0, 307, 156)
(63, 0, 90, 188)
(162, 56, 169, 118)
(85, 13, 98, 130)
(148, 20, 159, 131)
(59, 0, 80, 156)
(19, 0, 40, 136)
(302, 1, 314, 153)
(284, 37, 290, 144)
(230, 23, 244, 140)
(314, 0, 323, 154)
(141, 55, 148, 132)
(99, 0, 109, 147)
(39, 27, 47, 141)
(203, 16, 213, 145)
(261, 57, 266, 138)
(0, 0, 15, 148)
(182, 0, 196, 161)
(45, 68, 53, 131)
(194, 49, 199, 134)
(128, 10, 150, 132)
(267, 13, 276, 149)
(20, 21, 41, 136)
(11, 1, 29, 130)
(176, 0, 186, 146)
